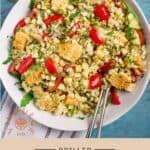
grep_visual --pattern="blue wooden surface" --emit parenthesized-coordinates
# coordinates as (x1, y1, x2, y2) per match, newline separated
(1, 0, 150, 137)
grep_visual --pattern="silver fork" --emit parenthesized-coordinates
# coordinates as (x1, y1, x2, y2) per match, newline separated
(86, 87, 110, 138)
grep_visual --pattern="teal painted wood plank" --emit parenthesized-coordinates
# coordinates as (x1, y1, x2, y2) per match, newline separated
(0, 0, 150, 137)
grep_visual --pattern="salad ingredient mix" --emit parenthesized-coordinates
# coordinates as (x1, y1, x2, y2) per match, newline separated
(4, 0, 146, 118)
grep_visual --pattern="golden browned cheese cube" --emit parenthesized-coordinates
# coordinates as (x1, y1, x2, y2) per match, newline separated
(65, 96, 79, 106)
(59, 42, 82, 62)
(108, 72, 131, 91)
(25, 68, 43, 86)
(13, 32, 29, 51)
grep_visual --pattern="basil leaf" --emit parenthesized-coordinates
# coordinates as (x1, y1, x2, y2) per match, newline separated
(20, 91, 33, 107)
(2, 53, 12, 64)
(29, 0, 35, 9)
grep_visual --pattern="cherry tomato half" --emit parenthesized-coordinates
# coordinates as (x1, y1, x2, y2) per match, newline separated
(89, 28, 105, 45)
(99, 60, 116, 73)
(8, 63, 16, 75)
(18, 55, 35, 74)
(94, 4, 110, 22)
(89, 73, 102, 90)
(45, 57, 58, 74)
(14, 18, 26, 34)
(111, 89, 121, 105)
(44, 14, 64, 26)
(136, 30, 145, 45)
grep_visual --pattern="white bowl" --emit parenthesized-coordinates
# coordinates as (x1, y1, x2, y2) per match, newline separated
(0, 0, 150, 131)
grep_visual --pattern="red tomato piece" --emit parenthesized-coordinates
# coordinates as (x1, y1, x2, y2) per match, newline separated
(44, 14, 64, 26)
(69, 32, 78, 38)
(42, 32, 49, 39)
(89, 73, 102, 90)
(14, 18, 26, 34)
(69, 22, 81, 38)
(45, 57, 58, 74)
(132, 68, 143, 77)
(136, 30, 145, 45)
(99, 60, 116, 72)
(71, 22, 81, 31)
(131, 68, 144, 82)
(47, 76, 64, 93)
(89, 28, 105, 45)
(18, 55, 35, 74)
(111, 89, 121, 105)
(94, 4, 110, 22)
(8, 63, 16, 74)
(63, 63, 76, 72)
(29, 9, 36, 19)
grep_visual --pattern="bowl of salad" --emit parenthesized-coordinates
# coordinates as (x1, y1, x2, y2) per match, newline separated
(1, 0, 150, 131)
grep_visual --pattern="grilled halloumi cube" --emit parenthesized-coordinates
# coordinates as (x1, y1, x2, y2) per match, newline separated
(33, 86, 57, 112)
(65, 96, 79, 106)
(13, 32, 29, 51)
(59, 42, 82, 62)
(25, 68, 43, 86)
(108, 72, 131, 91)
(36, 98, 57, 112)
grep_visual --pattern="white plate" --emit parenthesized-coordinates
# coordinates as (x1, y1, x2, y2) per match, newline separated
(0, 0, 150, 131)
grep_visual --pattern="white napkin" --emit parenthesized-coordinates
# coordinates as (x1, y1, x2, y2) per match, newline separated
(0, 92, 86, 138)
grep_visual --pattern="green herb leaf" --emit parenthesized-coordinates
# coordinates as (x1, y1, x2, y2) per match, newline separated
(2, 53, 12, 64)
(69, 12, 80, 20)
(20, 91, 33, 107)
(68, 0, 77, 5)
(29, 0, 35, 9)
(78, 117, 85, 120)
(30, 62, 41, 70)
(68, 106, 77, 117)
(32, 44, 39, 51)
(68, 0, 73, 4)
(106, 31, 114, 36)
(125, 27, 133, 41)
(126, 55, 133, 64)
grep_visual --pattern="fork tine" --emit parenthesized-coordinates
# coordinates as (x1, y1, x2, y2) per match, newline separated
(97, 87, 110, 138)
(86, 89, 104, 138)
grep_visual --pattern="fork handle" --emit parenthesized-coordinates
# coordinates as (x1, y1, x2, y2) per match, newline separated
(86, 90, 104, 138)
(97, 87, 110, 138)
